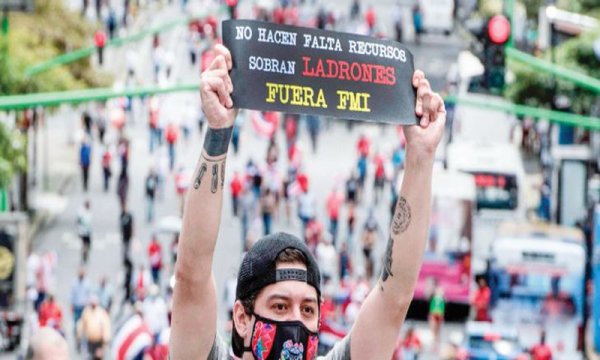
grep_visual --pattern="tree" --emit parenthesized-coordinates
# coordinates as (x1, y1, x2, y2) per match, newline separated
(0, 122, 26, 190)
(0, 0, 112, 96)
(506, 25, 600, 115)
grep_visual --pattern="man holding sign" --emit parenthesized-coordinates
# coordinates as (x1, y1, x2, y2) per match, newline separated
(171, 36, 445, 360)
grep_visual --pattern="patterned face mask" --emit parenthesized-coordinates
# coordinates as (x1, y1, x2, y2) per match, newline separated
(243, 313, 319, 360)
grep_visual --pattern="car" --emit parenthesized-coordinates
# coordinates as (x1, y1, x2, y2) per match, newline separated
(462, 322, 529, 360)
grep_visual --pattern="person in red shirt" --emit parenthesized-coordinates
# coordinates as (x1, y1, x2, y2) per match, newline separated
(365, 6, 376, 34)
(357, 133, 370, 159)
(326, 186, 344, 245)
(165, 122, 179, 171)
(38, 295, 63, 331)
(373, 152, 386, 204)
(148, 236, 163, 285)
(472, 277, 492, 322)
(230, 171, 243, 217)
(531, 331, 553, 360)
(393, 325, 421, 360)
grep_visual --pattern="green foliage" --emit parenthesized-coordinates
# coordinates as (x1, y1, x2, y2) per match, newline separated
(506, 28, 600, 114)
(558, 0, 600, 13)
(0, 122, 26, 189)
(0, 0, 111, 96)
(520, 0, 545, 20)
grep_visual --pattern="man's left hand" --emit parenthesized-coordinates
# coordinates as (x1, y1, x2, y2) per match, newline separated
(404, 70, 446, 159)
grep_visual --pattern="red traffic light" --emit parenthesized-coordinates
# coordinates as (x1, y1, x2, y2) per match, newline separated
(487, 15, 510, 44)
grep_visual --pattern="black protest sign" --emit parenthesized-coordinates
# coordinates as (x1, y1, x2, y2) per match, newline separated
(222, 20, 418, 124)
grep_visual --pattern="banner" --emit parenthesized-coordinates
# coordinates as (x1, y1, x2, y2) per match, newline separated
(222, 20, 417, 124)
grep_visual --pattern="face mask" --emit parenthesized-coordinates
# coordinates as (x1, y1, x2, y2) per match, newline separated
(244, 313, 319, 360)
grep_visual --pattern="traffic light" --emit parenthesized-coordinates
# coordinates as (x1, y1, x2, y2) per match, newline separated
(484, 15, 510, 92)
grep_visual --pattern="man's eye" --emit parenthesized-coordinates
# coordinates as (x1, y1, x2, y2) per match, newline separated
(303, 306, 315, 315)
(272, 303, 287, 311)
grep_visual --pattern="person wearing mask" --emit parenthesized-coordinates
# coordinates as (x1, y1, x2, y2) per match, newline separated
(169, 44, 446, 360)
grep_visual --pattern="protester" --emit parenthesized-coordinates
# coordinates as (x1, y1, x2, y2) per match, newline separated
(531, 331, 553, 360)
(412, 4, 423, 45)
(101, 146, 112, 192)
(70, 268, 91, 336)
(77, 295, 111, 360)
(230, 171, 243, 217)
(142, 285, 169, 341)
(259, 187, 276, 235)
(165, 121, 179, 171)
(119, 202, 134, 263)
(38, 294, 63, 331)
(79, 135, 92, 192)
(429, 284, 446, 352)
(145, 168, 159, 223)
(170, 44, 446, 359)
(360, 209, 379, 280)
(472, 277, 492, 322)
(76, 200, 92, 264)
(148, 235, 163, 284)
(96, 276, 113, 313)
(326, 186, 344, 245)
(316, 235, 337, 283)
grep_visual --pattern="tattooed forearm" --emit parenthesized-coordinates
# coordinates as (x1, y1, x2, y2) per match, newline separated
(220, 162, 225, 189)
(203, 127, 233, 157)
(392, 197, 411, 235)
(380, 197, 412, 291)
(380, 237, 394, 291)
(211, 164, 218, 193)
(193, 163, 208, 190)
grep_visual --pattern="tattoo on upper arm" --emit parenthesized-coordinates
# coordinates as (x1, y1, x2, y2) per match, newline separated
(380, 196, 412, 291)
(392, 197, 411, 235)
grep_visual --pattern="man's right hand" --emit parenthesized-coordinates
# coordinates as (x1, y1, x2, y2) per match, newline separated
(200, 44, 237, 129)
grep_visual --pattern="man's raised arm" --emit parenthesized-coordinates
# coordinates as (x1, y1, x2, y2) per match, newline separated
(170, 44, 237, 360)
(349, 71, 446, 360)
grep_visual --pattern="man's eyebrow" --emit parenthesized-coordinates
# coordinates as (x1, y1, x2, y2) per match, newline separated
(266, 294, 291, 302)
(302, 297, 318, 304)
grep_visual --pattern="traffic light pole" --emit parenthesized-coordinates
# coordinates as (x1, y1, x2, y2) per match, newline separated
(505, 0, 514, 48)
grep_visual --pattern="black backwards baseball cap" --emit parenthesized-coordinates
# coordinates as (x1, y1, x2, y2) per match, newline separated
(232, 232, 321, 356)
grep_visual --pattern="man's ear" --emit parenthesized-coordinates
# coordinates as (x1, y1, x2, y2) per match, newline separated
(233, 300, 253, 340)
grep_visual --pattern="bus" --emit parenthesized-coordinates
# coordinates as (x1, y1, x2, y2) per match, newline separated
(405, 169, 476, 319)
(488, 222, 585, 359)
(446, 141, 528, 276)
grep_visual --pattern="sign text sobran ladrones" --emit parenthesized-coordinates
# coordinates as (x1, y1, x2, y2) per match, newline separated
(222, 20, 417, 124)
